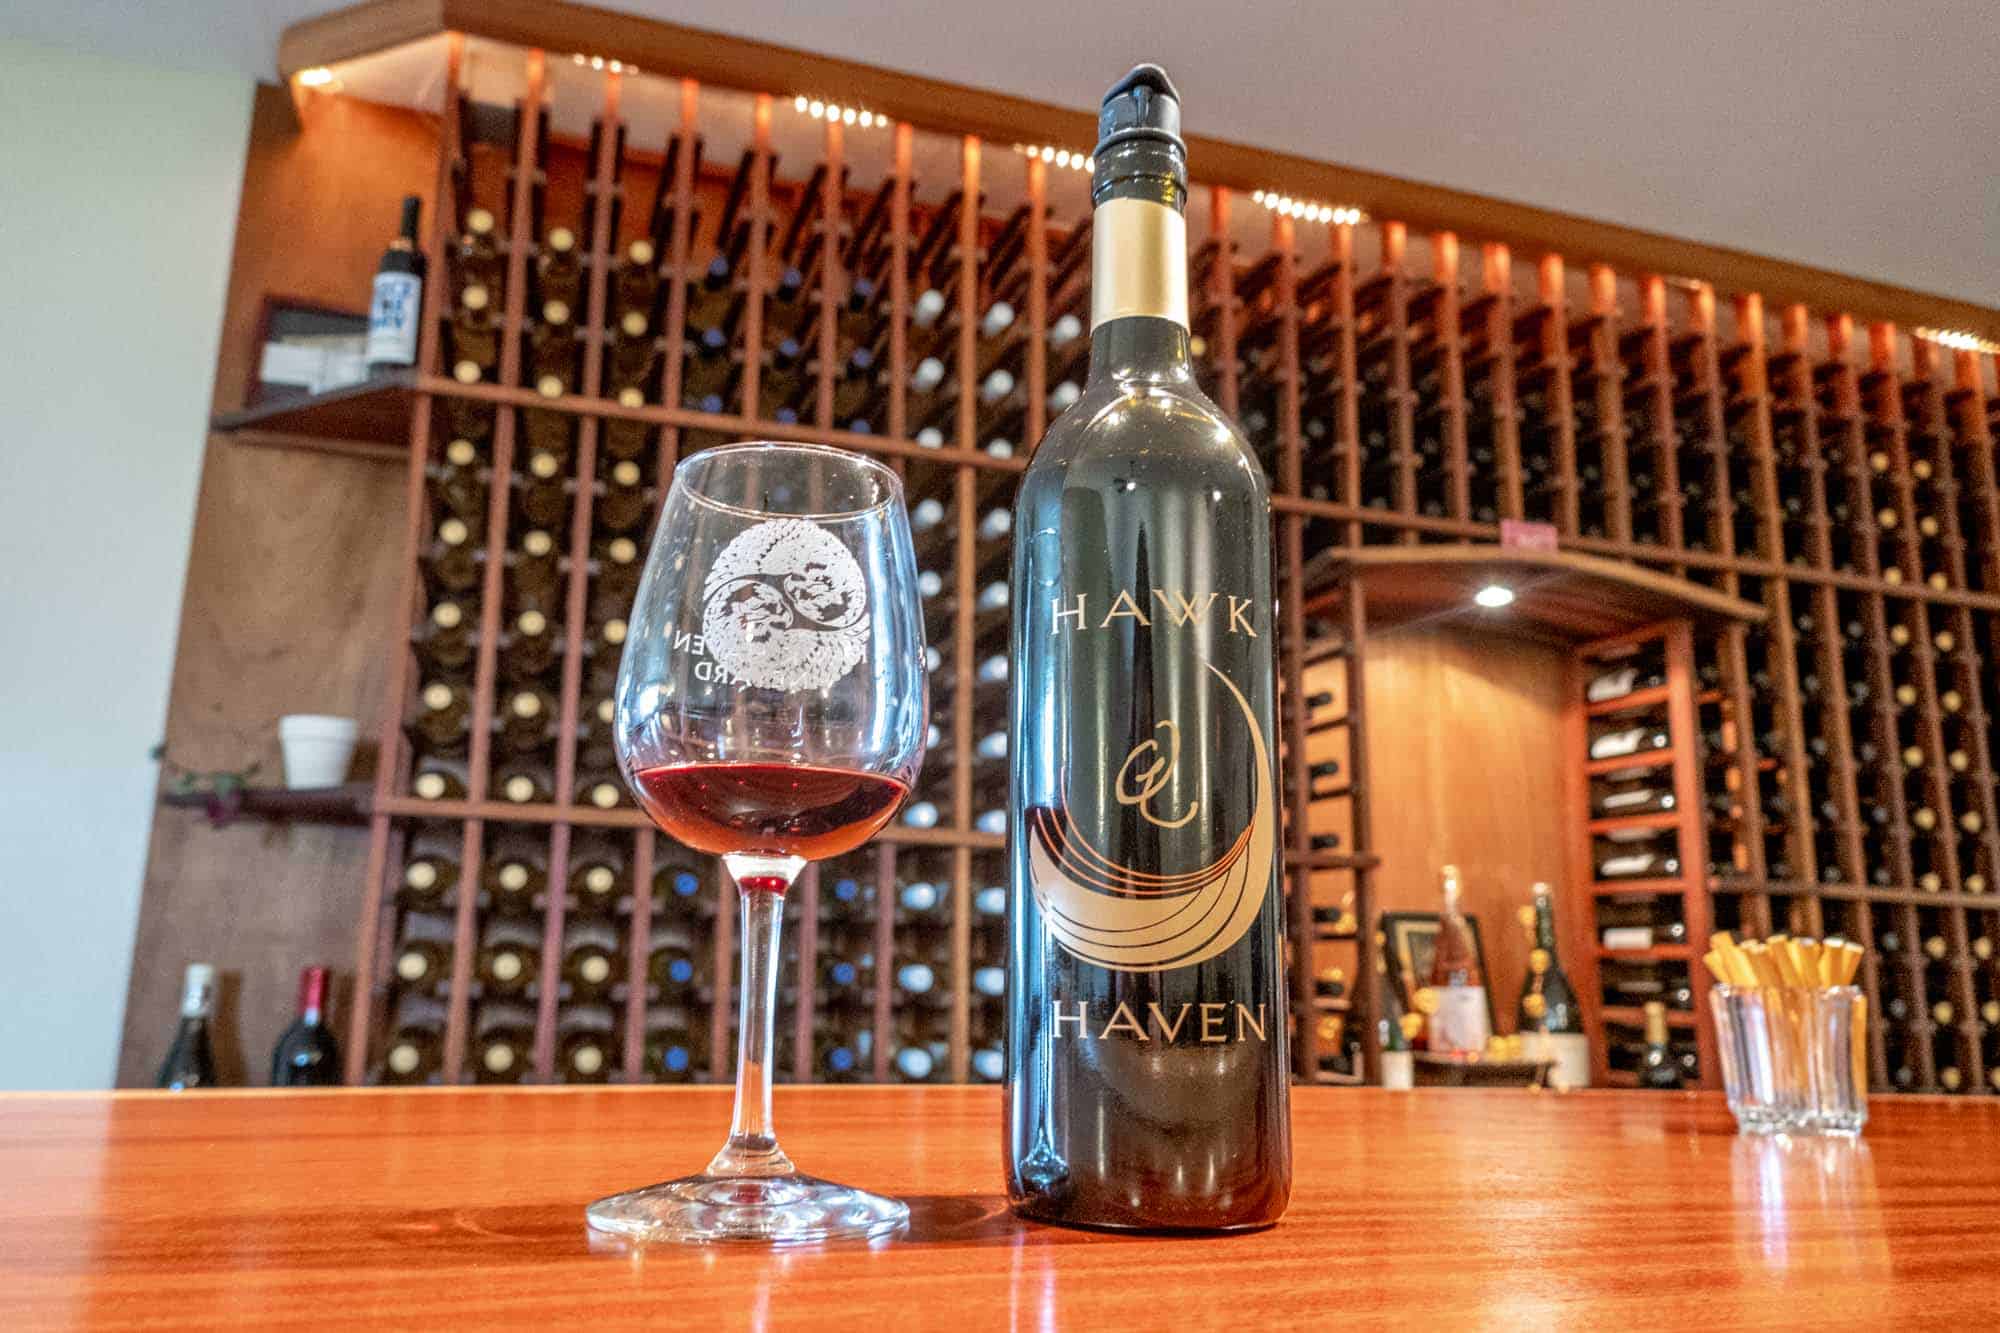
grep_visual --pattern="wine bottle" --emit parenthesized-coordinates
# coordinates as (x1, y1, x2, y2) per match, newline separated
(1006, 67, 1289, 1233)
(1424, 865, 1491, 1058)
(1515, 883, 1588, 1088)
(1638, 1001, 1685, 1089)
(269, 965, 341, 1087)
(365, 195, 425, 369)
(156, 963, 220, 1090)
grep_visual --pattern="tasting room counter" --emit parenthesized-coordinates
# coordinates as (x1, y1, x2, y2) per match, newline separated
(6, 1087, 2000, 1328)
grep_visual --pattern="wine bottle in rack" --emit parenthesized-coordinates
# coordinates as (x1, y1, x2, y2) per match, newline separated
(645, 1017, 707, 1082)
(365, 195, 426, 370)
(453, 204, 503, 312)
(1006, 67, 1287, 1232)
(561, 922, 622, 1002)
(423, 516, 480, 594)
(595, 458, 651, 533)
(653, 858, 712, 918)
(1638, 1001, 1685, 1090)
(482, 839, 546, 915)
(500, 610, 561, 688)
(535, 224, 583, 327)
(494, 759, 553, 806)
(410, 757, 468, 802)
(575, 766, 627, 811)
(529, 323, 581, 399)
(567, 835, 629, 910)
(391, 937, 450, 992)
(475, 923, 538, 998)
(412, 681, 471, 754)
(416, 598, 475, 678)
(556, 1012, 617, 1083)
(516, 448, 571, 528)
(818, 949, 874, 1004)
(509, 531, 563, 616)
(648, 926, 704, 997)
(497, 685, 556, 753)
(449, 299, 500, 385)
(270, 965, 342, 1087)
(155, 963, 220, 1091)
(399, 842, 459, 911)
(380, 1000, 444, 1084)
(430, 436, 488, 522)
(472, 1004, 535, 1083)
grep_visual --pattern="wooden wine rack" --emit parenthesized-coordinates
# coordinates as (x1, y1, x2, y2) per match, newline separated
(185, 3, 2000, 1094)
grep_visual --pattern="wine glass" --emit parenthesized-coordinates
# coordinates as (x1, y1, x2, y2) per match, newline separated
(585, 442, 927, 1244)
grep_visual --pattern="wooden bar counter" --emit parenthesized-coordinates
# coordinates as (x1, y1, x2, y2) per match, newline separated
(5, 1086, 1999, 1327)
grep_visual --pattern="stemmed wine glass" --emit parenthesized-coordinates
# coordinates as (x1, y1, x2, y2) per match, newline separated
(586, 442, 927, 1244)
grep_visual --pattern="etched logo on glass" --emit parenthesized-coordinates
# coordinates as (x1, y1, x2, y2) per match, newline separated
(700, 518, 869, 692)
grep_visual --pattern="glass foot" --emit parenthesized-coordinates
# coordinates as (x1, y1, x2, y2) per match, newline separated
(585, 1171, 909, 1245)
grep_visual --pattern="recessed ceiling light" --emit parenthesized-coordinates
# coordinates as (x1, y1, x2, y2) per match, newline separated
(1474, 584, 1515, 609)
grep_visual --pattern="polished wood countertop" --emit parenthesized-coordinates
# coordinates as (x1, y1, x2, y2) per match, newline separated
(5, 1086, 1999, 1327)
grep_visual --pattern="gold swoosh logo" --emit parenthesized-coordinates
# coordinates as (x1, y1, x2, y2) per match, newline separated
(1028, 659, 1274, 972)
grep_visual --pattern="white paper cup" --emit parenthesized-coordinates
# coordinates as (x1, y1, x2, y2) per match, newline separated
(279, 714, 359, 789)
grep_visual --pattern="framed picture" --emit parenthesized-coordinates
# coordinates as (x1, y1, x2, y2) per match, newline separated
(1380, 910, 1496, 1030)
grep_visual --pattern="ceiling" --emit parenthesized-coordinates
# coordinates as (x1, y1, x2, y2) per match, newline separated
(7, 0, 1996, 309)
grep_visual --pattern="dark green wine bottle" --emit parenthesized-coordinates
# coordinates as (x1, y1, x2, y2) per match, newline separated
(1005, 64, 1290, 1232)
(157, 964, 220, 1091)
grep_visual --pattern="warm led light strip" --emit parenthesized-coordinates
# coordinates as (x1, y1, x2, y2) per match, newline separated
(793, 95, 887, 128)
(571, 53, 640, 73)
(1916, 327, 2000, 354)
(1251, 190, 1364, 226)
(1014, 143, 1095, 173)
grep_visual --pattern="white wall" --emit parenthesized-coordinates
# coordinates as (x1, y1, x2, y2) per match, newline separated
(0, 39, 251, 1089)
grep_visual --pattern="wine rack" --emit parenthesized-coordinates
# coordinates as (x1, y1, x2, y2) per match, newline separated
(200, 9, 2000, 1093)
(1568, 621, 1718, 1088)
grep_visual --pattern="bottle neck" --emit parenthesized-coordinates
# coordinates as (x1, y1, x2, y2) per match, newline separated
(1087, 316, 1195, 384)
(1535, 898, 1559, 954)
(1087, 183, 1189, 385)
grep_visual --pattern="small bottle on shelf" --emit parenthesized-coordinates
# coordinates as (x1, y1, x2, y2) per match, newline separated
(155, 964, 220, 1091)
(1423, 865, 1490, 1059)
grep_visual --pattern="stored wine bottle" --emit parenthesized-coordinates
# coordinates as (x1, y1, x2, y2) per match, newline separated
(269, 965, 341, 1087)
(1639, 1001, 1684, 1089)
(1006, 67, 1289, 1233)
(365, 195, 425, 369)
(1516, 883, 1589, 1088)
(156, 963, 220, 1090)
(1424, 865, 1491, 1058)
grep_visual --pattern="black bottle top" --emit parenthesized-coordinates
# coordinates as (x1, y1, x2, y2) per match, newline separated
(1092, 63, 1186, 205)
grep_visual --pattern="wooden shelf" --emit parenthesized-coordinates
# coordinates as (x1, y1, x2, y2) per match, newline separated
(1596, 944, 1696, 961)
(1599, 1005, 1698, 1029)
(210, 373, 416, 455)
(1585, 812, 1681, 836)
(1584, 751, 1676, 777)
(1585, 684, 1672, 716)
(160, 783, 374, 825)
(1302, 545, 1765, 645)
(1589, 877, 1691, 896)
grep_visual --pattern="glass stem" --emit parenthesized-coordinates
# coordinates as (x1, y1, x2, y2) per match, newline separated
(707, 869, 794, 1179)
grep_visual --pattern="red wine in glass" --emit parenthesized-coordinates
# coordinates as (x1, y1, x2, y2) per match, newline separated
(633, 762, 908, 868)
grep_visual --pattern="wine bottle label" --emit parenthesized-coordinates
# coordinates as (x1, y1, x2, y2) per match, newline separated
(1027, 588, 1273, 975)
(1428, 985, 1489, 1055)
(1545, 1032, 1592, 1090)
(365, 271, 422, 366)
(1089, 198, 1188, 331)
